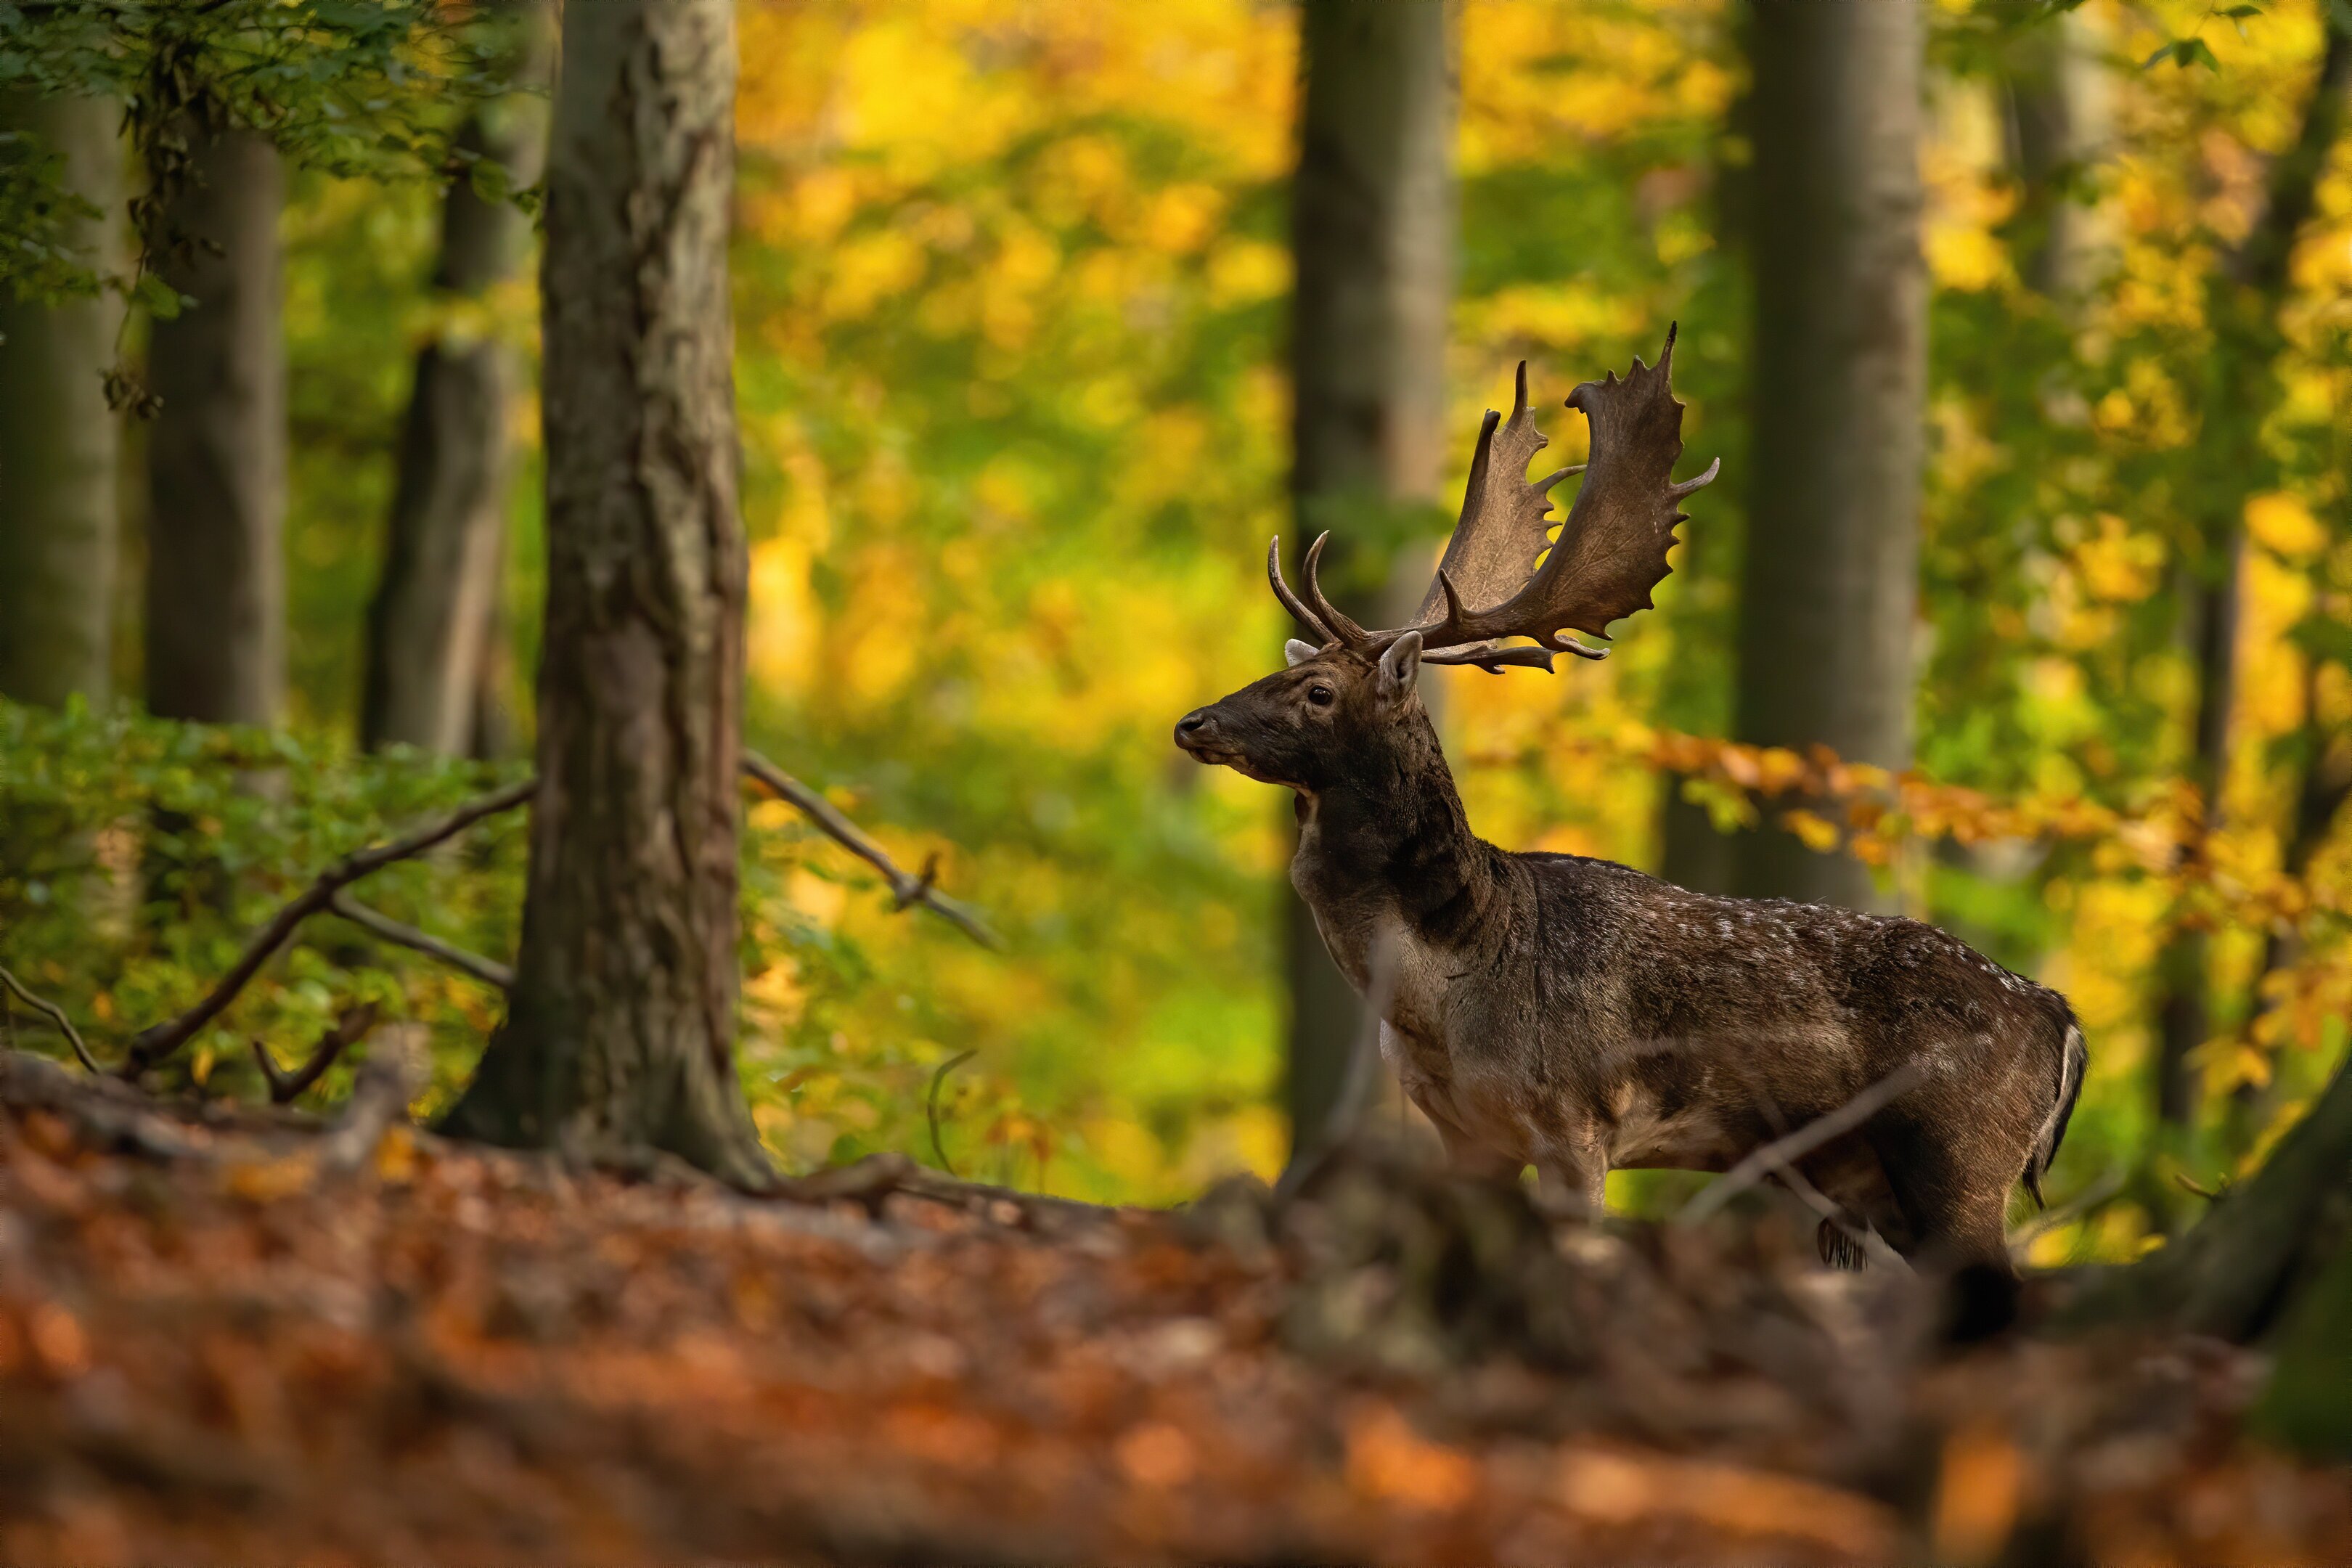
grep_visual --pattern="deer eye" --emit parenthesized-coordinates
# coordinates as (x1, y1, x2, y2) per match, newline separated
(1307, 684, 1335, 707)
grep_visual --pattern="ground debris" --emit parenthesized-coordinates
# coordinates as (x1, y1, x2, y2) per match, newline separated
(0, 1067, 2345, 1565)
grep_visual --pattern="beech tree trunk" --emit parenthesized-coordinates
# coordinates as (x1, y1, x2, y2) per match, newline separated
(442, 0, 768, 1188)
(1730, 0, 1923, 912)
(2003, 7, 2109, 301)
(362, 45, 547, 755)
(2152, 14, 2350, 1136)
(0, 93, 122, 709)
(1283, 0, 1454, 1158)
(143, 126, 285, 726)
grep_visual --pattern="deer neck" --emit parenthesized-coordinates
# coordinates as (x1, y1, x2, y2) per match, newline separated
(1293, 715, 1500, 961)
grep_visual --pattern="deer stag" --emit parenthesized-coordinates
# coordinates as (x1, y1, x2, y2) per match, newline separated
(1175, 328, 2085, 1275)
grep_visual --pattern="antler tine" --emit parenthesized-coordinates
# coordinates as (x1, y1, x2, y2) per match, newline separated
(1300, 532, 1371, 646)
(1256, 334, 1712, 674)
(1669, 458, 1722, 499)
(1390, 327, 1711, 663)
(1267, 536, 1334, 643)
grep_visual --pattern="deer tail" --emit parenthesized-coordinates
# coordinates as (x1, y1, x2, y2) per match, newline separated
(2024, 1014, 2086, 1209)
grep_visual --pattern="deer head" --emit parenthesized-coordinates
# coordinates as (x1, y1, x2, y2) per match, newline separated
(1175, 327, 1718, 790)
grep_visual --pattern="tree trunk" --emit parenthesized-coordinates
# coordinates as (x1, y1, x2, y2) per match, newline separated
(2152, 13, 2351, 1135)
(0, 93, 123, 710)
(2002, 7, 2110, 301)
(1283, 0, 1454, 1160)
(1729, 0, 1924, 912)
(441, 0, 767, 1188)
(362, 36, 548, 755)
(143, 126, 285, 726)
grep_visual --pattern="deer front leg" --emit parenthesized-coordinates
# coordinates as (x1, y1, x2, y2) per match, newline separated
(1424, 1107, 1524, 1184)
(1532, 1135, 1609, 1221)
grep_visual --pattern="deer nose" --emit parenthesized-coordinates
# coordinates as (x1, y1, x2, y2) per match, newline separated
(1175, 709, 1214, 746)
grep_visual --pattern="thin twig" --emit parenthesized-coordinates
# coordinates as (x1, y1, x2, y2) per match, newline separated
(249, 1002, 382, 1105)
(926, 1048, 976, 1177)
(330, 892, 515, 989)
(741, 751, 1000, 949)
(1678, 1062, 1927, 1226)
(0, 964, 101, 1072)
(123, 778, 536, 1077)
(2007, 1168, 2126, 1259)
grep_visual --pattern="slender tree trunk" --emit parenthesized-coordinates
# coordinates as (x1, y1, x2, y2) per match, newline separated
(1730, 0, 1924, 911)
(2152, 14, 2351, 1135)
(2003, 7, 2110, 301)
(443, 0, 768, 1188)
(362, 30, 549, 755)
(0, 93, 123, 709)
(143, 126, 284, 726)
(1283, 0, 1454, 1158)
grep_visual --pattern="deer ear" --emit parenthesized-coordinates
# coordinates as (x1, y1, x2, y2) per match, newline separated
(1284, 638, 1319, 668)
(1377, 631, 1422, 699)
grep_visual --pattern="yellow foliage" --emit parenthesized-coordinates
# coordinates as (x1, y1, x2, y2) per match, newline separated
(2245, 491, 2326, 557)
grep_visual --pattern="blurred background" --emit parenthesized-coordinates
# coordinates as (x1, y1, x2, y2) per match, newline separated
(2, 0, 2348, 1254)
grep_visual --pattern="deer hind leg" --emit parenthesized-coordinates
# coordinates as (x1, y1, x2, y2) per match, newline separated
(1866, 1112, 2018, 1278)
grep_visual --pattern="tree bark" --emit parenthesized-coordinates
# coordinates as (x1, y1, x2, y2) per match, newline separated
(1283, 0, 1454, 1159)
(441, 0, 768, 1188)
(0, 93, 123, 710)
(2002, 7, 2110, 301)
(362, 37, 548, 756)
(1730, 0, 1924, 912)
(2152, 13, 2351, 1135)
(143, 126, 285, 726)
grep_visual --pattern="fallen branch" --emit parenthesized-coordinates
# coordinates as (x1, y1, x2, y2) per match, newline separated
(0, 964, 100, 1072)
(330, 893, 514, 989)
(1678, 1063, 1926, 1227)
(250, 1003, 382, 1104)
(742, 750, 1000, 948)
(0, 1048, 203, 1159)
(121, 778, 536, 1077)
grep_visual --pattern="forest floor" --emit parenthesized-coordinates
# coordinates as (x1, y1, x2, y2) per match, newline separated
(0, 1048, 2346, 1567)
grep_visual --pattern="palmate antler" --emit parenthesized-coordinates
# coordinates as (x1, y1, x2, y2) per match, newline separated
(1270, 325, 1720, 673)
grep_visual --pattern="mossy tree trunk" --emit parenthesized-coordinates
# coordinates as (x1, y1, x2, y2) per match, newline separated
(361, 14, 550, 757)
(0, 92, 123, 711)
(442, 0, 769, 1188)
(144, 124, 285, 727)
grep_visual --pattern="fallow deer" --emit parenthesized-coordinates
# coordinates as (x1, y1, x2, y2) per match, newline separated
(1175, 328, 2085, 1275)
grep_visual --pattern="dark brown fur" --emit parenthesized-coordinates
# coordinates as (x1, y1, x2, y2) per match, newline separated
(1177, 641, 2086, 1275)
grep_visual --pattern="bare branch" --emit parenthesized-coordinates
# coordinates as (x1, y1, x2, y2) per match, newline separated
(0, 965, 100, 1072)
(926, 1048, 976, 1177)
(330, 892, 514, 989)
(249, 1003, 383, 1105)
(123, 777, 536, 1077)
(2007, 1168, 2126, 1261)
(1678, 1062, 1926, 1226)
(740, 751, 1000, 949)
